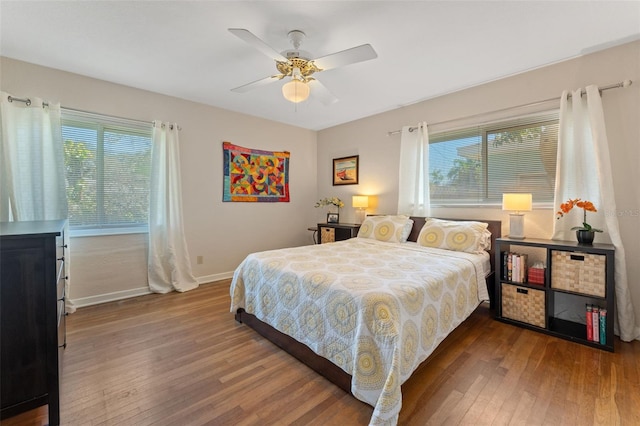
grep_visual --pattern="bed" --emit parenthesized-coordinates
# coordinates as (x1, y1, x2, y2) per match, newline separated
(230, 216, 501, 425)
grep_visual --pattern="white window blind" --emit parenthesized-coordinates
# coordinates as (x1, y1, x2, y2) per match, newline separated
(429, 111, 559, 206)
(61, 109, 152, 234)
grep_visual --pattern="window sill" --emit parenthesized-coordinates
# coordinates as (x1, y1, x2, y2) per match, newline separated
(430, 202, 555, 209)
(70, 227, 148, 238)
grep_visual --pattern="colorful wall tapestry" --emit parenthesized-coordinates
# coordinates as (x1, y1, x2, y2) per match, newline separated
(222, 142, 290, 202)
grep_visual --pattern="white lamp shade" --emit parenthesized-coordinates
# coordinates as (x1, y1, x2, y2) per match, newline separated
(282, 79, 310, 103)
(502, 193, 532, 212)
(352, 195, 369, 208)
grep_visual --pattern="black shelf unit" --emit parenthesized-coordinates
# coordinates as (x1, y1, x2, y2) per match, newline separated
(495, 237, 615, 352)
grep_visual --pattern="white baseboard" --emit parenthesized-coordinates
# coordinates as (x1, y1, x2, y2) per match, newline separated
(197, 271, 234, 285)
(70, 271, 235, 308)
(71, 287, 152, 308)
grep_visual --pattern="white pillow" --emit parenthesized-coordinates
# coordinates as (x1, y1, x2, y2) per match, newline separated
(357, 215, 414, 243)
(417, 218, 490, 253)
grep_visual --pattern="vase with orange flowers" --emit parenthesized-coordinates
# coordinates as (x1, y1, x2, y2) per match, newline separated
(556, 198, 603, 244)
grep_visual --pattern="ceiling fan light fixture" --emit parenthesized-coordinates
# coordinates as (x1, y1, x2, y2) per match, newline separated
(229, 28, 377, 104)
(282, 79, 310, 103)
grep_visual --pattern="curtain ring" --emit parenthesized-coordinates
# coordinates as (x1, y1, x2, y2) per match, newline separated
(7, 96, 32, 106)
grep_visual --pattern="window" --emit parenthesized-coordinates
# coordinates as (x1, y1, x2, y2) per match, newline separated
(429, 111, 559, 206)
(61, 110, 152, 234)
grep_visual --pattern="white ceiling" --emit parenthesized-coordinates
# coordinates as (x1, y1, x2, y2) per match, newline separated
(2, 1, 639, 131)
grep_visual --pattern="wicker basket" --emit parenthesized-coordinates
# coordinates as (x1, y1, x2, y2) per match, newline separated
(551, 250, 606, 297)
(501, 283, 545, 328)
(320, 227, 335, 243)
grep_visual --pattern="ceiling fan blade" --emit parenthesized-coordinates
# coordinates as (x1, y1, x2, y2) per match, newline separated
(309, 80, 338, 105)
(313, 44, 377, 71)
(228, 28, 288, 62)
(231, 75, 281, 93)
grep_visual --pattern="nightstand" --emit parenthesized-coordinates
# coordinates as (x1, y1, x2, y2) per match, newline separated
(317, 223, 360, 244)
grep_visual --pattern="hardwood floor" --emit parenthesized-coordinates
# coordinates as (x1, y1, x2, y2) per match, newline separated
(4, 280, 639, 425)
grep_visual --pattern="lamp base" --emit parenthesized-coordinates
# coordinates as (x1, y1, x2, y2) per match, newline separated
(355, 209, 367, 224)
(508, 213, 525, 239)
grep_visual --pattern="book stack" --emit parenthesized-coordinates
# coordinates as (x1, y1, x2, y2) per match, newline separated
(501, 251, 528, 283)
(586, 304, 607, 344)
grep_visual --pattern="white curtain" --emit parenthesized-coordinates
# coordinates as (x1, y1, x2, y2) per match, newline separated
(148, 121, 198, 293)
(552, 85, 636, 341)
(0, 93, 67, 220)
(0, 92, 75, 312)
(397, 122, 430, 216)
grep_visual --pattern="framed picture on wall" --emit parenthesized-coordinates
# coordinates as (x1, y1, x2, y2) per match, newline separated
(333, 155, 359, 185)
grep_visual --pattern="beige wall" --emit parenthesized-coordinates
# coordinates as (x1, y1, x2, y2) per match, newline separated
(317, 40, 640, 338)
(2, 41, 639, 336)
(1, 57, 318, 305)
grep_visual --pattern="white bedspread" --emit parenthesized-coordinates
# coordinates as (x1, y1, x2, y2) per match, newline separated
(230, 238, 489, 425)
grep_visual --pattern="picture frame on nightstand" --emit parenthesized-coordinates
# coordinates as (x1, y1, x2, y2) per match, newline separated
(327, 213, 339, 223)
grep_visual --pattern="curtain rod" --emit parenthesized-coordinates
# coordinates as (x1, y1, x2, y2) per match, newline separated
(5, 96, 181, 130)
(387, 79, 633, 136)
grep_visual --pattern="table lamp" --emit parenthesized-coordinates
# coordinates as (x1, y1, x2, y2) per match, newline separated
(352, 195, 369, 224)
(502, 193, 532, 239)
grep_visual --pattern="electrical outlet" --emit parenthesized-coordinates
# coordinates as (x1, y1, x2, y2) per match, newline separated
(196, 255, 203, 264)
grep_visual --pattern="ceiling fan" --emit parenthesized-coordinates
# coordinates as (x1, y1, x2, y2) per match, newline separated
(228, 28, 377, 104)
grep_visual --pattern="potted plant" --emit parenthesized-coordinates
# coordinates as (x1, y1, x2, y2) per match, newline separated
(556, 198, 603, 244)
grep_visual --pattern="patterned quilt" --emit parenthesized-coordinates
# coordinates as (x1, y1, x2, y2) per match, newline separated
(230, 238, 489, 425)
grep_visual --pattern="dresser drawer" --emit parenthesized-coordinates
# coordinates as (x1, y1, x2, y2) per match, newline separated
(56, 234, 65, 260)
(57, 300, 65, 339)
(56, 260, 66, 301)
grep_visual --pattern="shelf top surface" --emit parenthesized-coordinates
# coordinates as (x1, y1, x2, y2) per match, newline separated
(0, 220, 66, 238)
(496, 236, 615, 252)
(318, 223, 361, 228)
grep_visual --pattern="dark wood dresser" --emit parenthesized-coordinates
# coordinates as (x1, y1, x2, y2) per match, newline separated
(1, 220, 66, 425)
